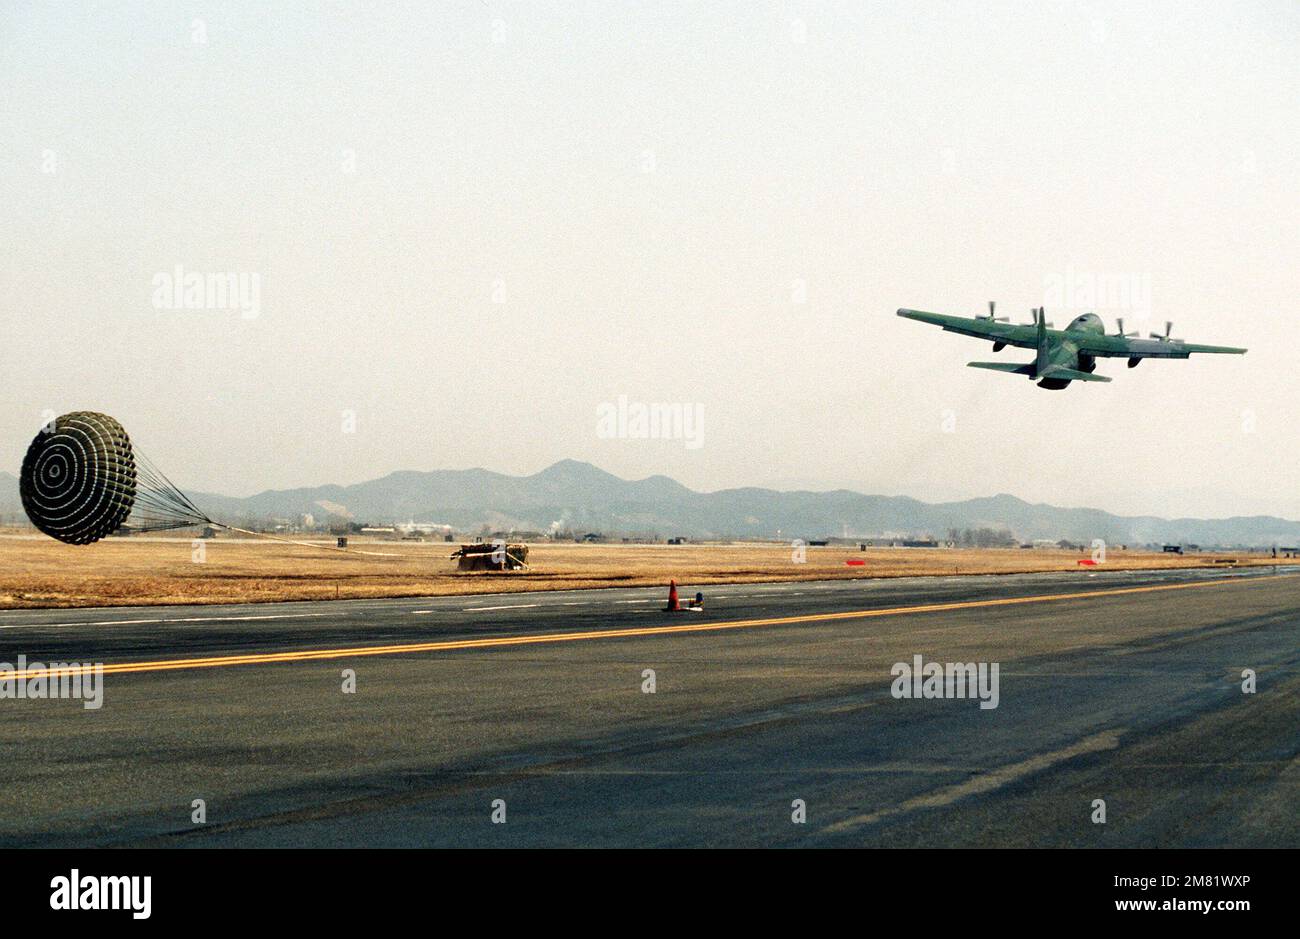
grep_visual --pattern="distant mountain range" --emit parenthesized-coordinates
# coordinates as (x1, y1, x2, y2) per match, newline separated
(2, 461, 1297, 546)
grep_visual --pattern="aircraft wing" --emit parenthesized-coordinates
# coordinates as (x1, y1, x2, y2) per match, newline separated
(896, 309, 1042, 349)
(1074, 333, 1247, 360)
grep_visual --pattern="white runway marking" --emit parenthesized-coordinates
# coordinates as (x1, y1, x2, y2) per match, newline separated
(463, 603, 540, 612)
(821, 728, 1125, 834)
(0, 611, 334, 630)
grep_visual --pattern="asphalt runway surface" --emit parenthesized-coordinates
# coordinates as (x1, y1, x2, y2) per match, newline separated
(1, 565, 1296, 847)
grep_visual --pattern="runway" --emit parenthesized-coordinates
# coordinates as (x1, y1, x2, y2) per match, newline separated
(1, 565, 1296, 847)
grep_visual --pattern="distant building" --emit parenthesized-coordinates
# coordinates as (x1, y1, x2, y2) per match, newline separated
(861, 538, 942, 548)
(398, 521, 453, 536)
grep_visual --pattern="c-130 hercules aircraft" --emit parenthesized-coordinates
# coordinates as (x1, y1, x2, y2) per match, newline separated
(898, 303, 1247, 389)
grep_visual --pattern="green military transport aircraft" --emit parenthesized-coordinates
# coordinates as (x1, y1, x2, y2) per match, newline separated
(898, 303, 1247, 389)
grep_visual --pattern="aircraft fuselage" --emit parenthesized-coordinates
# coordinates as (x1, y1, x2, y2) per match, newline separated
(1037, 314, 1105, 389)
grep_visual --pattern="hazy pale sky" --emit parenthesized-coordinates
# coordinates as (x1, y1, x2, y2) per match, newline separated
(2, 1, 1297, 519)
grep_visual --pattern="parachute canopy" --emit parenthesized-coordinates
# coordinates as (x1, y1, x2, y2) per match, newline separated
(20, 411, 210, 545)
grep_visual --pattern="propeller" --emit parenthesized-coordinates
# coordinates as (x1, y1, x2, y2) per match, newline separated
(1149, 321, 1182, 342)
(979, 300, 1009, 322)
(1113, 317, 1138, 338)
(1027, 307, 1054, 328)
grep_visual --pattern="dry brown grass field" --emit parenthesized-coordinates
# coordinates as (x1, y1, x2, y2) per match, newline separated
(0, 531, 1280, 609)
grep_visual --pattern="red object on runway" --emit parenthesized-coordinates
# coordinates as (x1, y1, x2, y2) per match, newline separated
(1076, 558, 1098, 566)
(845, 559, 866, 566)
(665, 579, 680, 611)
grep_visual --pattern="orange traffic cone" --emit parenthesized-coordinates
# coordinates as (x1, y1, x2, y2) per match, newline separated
(665, 579, 680, 612)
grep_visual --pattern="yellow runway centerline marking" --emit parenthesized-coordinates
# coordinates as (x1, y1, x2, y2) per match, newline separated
(3, 573, 1295, 681)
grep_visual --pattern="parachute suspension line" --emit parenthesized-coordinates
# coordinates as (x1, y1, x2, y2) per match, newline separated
(128, 448, 212, 533)
(136, 448, 209, 521)
(207, 523, 408, 559)
(131, 453, 405, 557)
(131, 454, 403, 557)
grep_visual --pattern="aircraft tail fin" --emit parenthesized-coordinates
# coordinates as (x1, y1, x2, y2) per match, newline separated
(1035, 307, 1049, 375)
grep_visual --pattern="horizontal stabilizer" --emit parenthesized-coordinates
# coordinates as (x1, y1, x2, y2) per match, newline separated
(967, 361, 1036, 375)
(1040, 366, 1111, 383)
